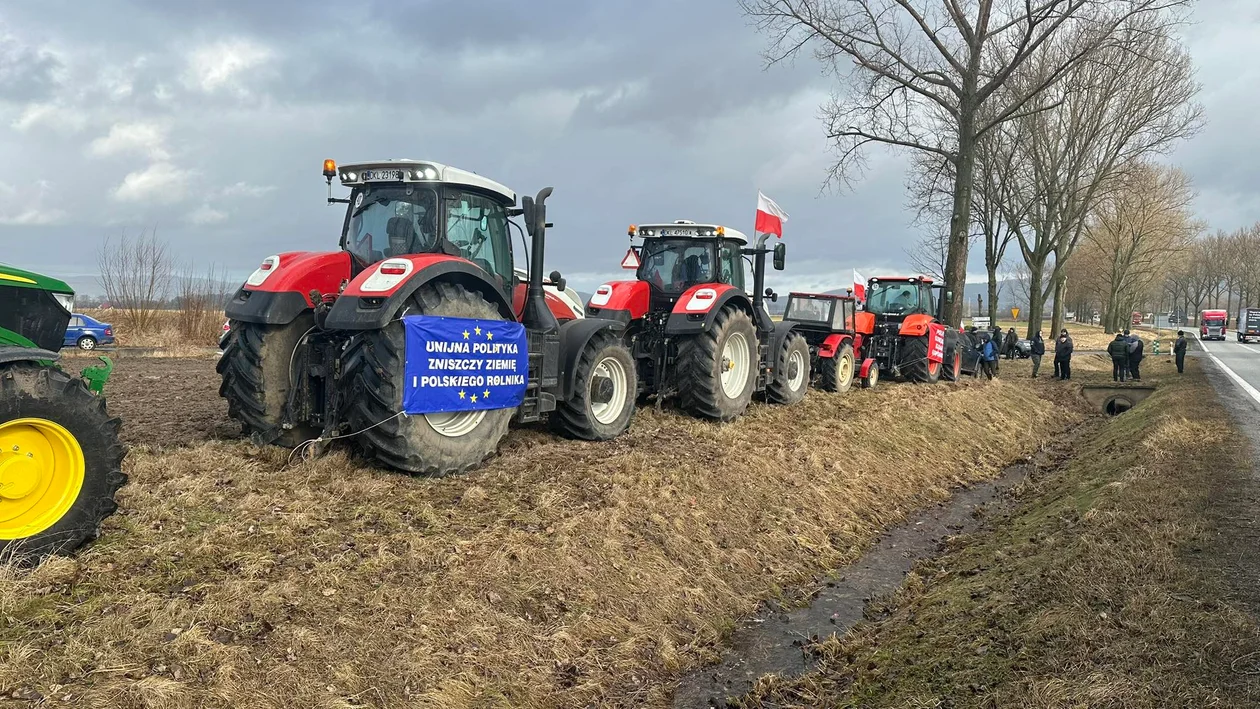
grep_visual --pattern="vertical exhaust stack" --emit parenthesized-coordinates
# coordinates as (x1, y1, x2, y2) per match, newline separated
(521, 187, 559, 334)
(751, 233, 769, 314)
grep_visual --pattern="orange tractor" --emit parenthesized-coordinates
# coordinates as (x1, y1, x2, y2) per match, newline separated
(855, 275, 964, 384)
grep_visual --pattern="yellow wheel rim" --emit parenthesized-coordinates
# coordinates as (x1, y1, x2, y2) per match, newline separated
(0, 418, 85, 540)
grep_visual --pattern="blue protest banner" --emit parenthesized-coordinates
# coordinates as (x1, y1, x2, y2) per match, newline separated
(401, 315, 529, 415)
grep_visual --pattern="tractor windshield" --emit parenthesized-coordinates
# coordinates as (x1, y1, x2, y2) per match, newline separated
(638, 239, 716, 293)
(866, 283, 929, 316)
(344, 186, 440, 265)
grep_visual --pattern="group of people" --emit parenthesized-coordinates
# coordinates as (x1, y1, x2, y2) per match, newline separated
(1106, 329, 1146, 382)
(966, 325, 1074, 381)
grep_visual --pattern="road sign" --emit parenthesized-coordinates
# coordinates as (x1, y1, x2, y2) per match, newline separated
(1011, 307, 1020, 319)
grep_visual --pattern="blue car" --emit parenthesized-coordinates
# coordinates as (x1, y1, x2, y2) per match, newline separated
(64, 313, 115, 350)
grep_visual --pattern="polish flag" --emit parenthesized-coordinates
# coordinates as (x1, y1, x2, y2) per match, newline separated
(853, 270, 866, 304)
(754, 191, 789, 238)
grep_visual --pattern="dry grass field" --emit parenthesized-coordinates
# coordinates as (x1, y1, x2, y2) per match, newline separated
(0, 357, 1088, 708)
(79, 308, 223, 351)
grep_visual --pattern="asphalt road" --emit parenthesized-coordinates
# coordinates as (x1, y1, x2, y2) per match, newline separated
(1197, 336, 1260, 418)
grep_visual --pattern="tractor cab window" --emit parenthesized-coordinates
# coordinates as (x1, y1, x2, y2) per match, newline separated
(866, 283, 929, 316)
(718, 241, 746, 291)
(835, 299, 855, 331)
(344, 186, 439, 265)
(785, 297, 832, 324)
(445, 190, 513, 288)
(639, 239, 715, 293)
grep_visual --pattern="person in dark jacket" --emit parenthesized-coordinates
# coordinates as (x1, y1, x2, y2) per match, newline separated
(1054, 329, 1074, 380)
(1003, 327, 1019, 359)
(1128, 334, 1145, 381)
(1107, 333, 1130, 382)
(1030, 331, 1045, 377)
(979, 333, 998, 380)
(1174, 330, 1188, 374)
(991, 325, 1003, 374)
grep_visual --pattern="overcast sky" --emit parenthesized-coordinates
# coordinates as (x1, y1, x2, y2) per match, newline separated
(0, 0, 1255, 296)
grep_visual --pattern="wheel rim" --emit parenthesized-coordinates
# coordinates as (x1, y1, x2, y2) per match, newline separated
(953, 353, 961, 378)
(590, 356, 629, 425)
(787, 348, 806, 391)
(79, 339, 95, 350)
(838, 355, 854, 385)
(720, 332, 751, 398)
(0, 418, 86, 540)
(425, 410, 487, 438)
(870, 367, 879, 386)
(928, 359, 941, 376)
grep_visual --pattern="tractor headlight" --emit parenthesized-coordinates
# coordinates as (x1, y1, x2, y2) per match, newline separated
(52, 292, 74, 313)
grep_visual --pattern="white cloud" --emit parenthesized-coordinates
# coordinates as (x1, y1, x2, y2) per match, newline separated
(218, 181, 276, 198)
(11, 103, 86, 133)
(184, 39, 273, 94)
(112, 162, 193, 203)
(186, 203, 227, 225)
(0, 179, 69, 225)
(88, 122, 170, 160)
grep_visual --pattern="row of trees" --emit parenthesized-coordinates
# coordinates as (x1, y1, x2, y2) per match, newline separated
(743, 0, 1203, 336)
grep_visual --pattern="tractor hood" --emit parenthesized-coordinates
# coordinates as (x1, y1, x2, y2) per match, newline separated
(0, 264, 75, 352)
(0, 263, 73, 295)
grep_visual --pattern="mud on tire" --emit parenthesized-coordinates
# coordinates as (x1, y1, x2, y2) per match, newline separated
(766, 331, 809, 405)
(217, 314, 320, 447)
(900, 335, 941, 384)
(551, 330, 637, 440)
(0, 363, 127, 564)
(341, 282, 513, 476)
(817, 343, 856, 394)
(677, 306, 757, 422)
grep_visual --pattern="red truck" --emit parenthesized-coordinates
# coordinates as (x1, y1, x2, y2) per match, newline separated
(1201, 309, 1228, 340)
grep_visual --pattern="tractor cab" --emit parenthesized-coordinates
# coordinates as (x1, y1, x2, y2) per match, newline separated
(864, 276, 939, 322)
(783, 292, 857, 334)
(330, 160, 517, 295)
(628, 221, 749, 304)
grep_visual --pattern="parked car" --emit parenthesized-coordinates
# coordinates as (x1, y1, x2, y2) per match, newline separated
(63, 313, 114, 350)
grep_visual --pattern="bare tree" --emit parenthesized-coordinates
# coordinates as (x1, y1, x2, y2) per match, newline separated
(175, 264, 232, 346)
(741, 0, 1192, 326)
(97, 229, 173, 335)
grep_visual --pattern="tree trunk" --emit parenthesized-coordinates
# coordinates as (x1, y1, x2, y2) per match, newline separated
(987, 265, 999, 325)
(1051, 274, 1068, 341)
(1024, 260, 1045, 339)
(943, 115, 977, 328)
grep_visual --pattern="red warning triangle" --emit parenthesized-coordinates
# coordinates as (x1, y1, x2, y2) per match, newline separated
(621, 248, 641, 269)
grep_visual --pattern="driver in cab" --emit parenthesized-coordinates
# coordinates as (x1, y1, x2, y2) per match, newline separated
(894, 289, 915, 311)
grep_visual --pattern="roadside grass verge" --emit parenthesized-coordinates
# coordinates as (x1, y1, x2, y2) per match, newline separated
(739, 358, 1260, 708)
(0, 377, 1082, 708)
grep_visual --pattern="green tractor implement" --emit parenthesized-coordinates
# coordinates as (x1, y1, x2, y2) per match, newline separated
(0, 263, 125, 563)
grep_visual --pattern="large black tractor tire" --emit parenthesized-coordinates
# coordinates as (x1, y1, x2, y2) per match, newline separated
(942, 347, 963, 382)
(342, 282, 513, 476)
(816, 344, 856, 394)
(217, 314, 321, 448)
(0, 363, 126, 564)
(766, 331, 809, 405)
(900, 335, 942, 384)
(677, 307, 758, 422)
(551, 330, 637, 440)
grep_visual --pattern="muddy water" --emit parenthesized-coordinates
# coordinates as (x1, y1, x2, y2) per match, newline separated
(672, 439, 1079, 708)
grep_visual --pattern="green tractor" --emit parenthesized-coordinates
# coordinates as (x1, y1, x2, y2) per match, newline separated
(0, 264, 125, 563)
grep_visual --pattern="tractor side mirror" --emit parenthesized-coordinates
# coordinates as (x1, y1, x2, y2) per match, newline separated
(773, 242, 786, 271)
(548, 270, 566, 291)
(765, 287, 778, 303)
(521, 196, 536, 237)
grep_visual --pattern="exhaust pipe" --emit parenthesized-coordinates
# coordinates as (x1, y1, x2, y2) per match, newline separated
(521, 187, 558, 334)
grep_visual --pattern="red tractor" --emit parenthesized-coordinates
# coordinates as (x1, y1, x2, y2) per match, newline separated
(584, 221, 809, 421)
(218, 159, 637, 475)
(855, 275, 963, 383)
(780, 291, 877, 392)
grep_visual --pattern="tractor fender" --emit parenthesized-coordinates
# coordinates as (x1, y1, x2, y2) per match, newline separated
(0, 346, 60, 365)
(511, 282, 585, 322)
(818, 333, 853, 358)
(858, 357, 877, 379)
(853, 311, 876, 336)
(663, 285, 748, 336)
(558, 317, 626, 400)
(225, 251, 352, 325)
(898, 313, 936, 337)
(769, 320, 798, 366)
(325, 255, 515, 330)
(586, 280, 650, 323)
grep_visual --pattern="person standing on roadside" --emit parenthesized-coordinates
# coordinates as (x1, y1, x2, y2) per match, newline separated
(1003, 327, 1018, 360)
(1175, 330, 1188, 374)
(991, 325, 1003, 375)
(980, 331, 998, 380)
(1108, 332, 1130, 382)
(1030, 330, 1045, 378)
(1128, 333, 1145, 381)
(1055, 329, 1074, 380)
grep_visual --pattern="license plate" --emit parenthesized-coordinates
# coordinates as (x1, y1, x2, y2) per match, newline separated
(660, 227, 697, 237)
(362, 169, 404, 181)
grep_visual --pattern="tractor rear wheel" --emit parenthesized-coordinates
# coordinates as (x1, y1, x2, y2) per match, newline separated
(551, 330, 637, 440)
(817, 344, 856, 394)
(766, 331, 809, 405)
(0, 363, 126, 563)
(677, 307, 757, 422)
(217, 314, 321, 448)
(900, 335, 941, 384)
(942, 347, 962, 382)
(342, 282, 513, 476)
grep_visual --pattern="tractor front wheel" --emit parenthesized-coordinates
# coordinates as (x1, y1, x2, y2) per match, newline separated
(817, 344, 855, 394)
(552, 330, 637, 440)
(900, 335, 941, 384)
(217, 314, 321, 448)
(342, 282, 513, 476)
(677, 307, 757, 422)
(0, 363, 126, 563)
(942, 347, 962, 382)
(766, 331, 809, 405)
(861, 363, 879, 389)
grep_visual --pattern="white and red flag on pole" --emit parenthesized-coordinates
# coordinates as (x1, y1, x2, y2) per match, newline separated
(754, 191, 789, 238)
(853, 270, 866, 304)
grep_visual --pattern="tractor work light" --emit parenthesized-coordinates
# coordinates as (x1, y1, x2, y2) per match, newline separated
(627, 224, 636, 236)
